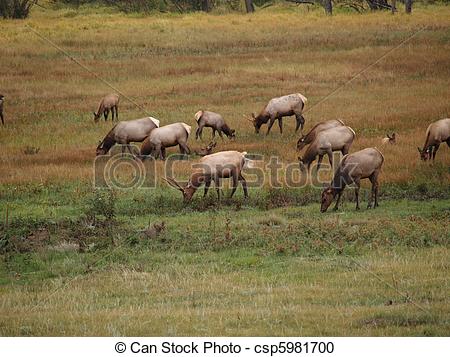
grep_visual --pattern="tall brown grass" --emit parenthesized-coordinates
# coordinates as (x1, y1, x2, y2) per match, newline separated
(0, 5, 449, 186)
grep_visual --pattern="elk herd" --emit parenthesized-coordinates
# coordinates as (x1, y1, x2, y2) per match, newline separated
(1, 92, 448, 210)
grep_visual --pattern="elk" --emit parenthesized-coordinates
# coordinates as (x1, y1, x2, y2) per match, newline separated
(321, 147, 384, 212)
(93, 94, 119, 122)
(96, 117, 160, 155)
(163, 151, 250, 202)
(140, 122, 191, 160)
(0, 94, 4, 125)
(195, 110, 236, 140)
(418, 118, 450, 161)
(249, 93, 307, 135)
(299, 126, 356, 171)
(297, 119, 345, 151)
(194, 141, 217, 156)
(381, 133, 396, 145)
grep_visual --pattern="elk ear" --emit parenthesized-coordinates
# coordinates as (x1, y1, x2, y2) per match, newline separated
(162, 177, 184, 192)
(251, 113, 256, 119)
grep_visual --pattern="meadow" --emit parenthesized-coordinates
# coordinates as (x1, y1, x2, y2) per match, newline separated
(0, 3, 449, 336)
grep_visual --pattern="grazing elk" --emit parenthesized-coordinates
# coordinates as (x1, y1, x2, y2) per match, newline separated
(163, 151, 250, 202)
(321, 147, 384, 212)
(194, 141, 217, 156)
(140, 122, 191, 160)
(93, 94, 119, 122)
(299, 126, 356, 171)
(418, 118, 450, 161)
(195, 110, 236, 140)
(382, 133, 396, 145)
(249, 93, 307, 135)
(0, 94, 4, 125)
(96, 117, 160, 155)
(297, 119, 345, 151)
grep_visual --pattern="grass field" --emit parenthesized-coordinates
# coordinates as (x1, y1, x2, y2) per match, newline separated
(0, 3, 449, 336)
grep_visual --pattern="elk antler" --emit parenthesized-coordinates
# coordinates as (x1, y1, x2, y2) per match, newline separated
(162, 177, 185, 191)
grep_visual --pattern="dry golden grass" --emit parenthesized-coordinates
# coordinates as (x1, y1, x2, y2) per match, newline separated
(0, 5, 449, 186)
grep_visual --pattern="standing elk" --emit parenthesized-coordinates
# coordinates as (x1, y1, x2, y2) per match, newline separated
(163, 151, 250, 202)
(249, 93, 307, 135)
(298, 126, 356, 171)
(381, 133, 397, 145)
(418, 118, 450, 161)
(0, 94, 4, 125)
(195, 110, 236, 140)
(140, 122, 191, 160)
(93, 94, 119, 122)
(96, 117, 160, 155)
(194, 141, 217, 156)
(321, 147, 384, 212)
(297, 119, 345, 151)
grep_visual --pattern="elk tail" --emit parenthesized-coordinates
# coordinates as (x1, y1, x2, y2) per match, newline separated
(194, 110, 203, 122)
(181, 123, 192, 136)
(149, 117, 160, 127)
(297, 93, 308, 105)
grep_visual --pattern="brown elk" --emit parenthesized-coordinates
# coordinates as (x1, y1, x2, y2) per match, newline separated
(321, 148, 384, 212)
(163, 151, 250, 202)
(249, 93, 307, 135)
(93, 94, 119, 122)
(418, 118, 450, 161)
(195, 111, 236, 140)
(299, 126, 356, 171)
(381, 133, 396, 145)
(297, 119, 345, 151)
(96, 117, 160, 155)
(0, 94, 4, 125)
(194, 141, 217, 156)
(140, 122, 191, 160)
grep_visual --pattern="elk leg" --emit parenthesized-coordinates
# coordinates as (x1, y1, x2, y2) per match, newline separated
(333, 191, 343, 211)
(432, 144, 439, 161)
(0, 112, 3, 125)
(295, 113, 305, 132)
(316, 155, 324, 172)
(104, 109, 109, 121)
(266, 116, 276, 135)
(342, 144, 350, 156)
(230, 172, 239, 198)
(212, 129, 216, 139)
(446, 138, 450, 147)
(369, 171, 380, 208)
(115, 105, 118, 120)
(278, 117, 283, 134)
(327, 149, 333, 168)
(214, 178, 221, 200)
(239, 174, 248, 198)
(196, 124, 203, 140)
(179, 142, 190, 155)
(218, 130, 224, 140)
(204, 179, 211, 197)
(354, 178, 361, 210)
(160, 147, 166, 160)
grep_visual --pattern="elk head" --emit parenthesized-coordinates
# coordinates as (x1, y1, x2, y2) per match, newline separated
(387, 132, 396, 144)
(320, 186, 336, 213)
(417, 147, 431, 161)
(163, 177, 197, 202)
(96, 141, 107, 156)
(93, 111, 102, 123)
(296, 135, 307, 151)
(246, 113, 260, 134)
